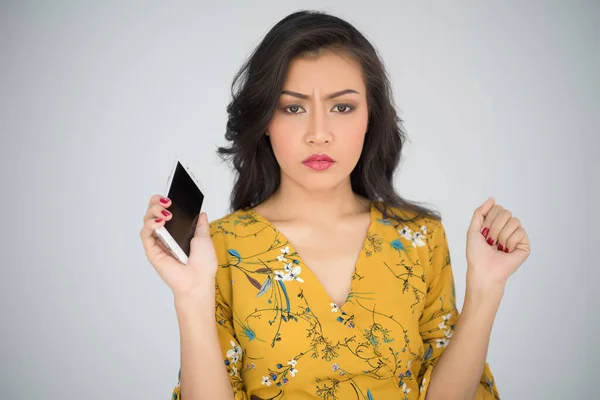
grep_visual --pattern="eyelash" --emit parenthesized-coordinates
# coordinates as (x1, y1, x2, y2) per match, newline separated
(281, 104, 355, 115)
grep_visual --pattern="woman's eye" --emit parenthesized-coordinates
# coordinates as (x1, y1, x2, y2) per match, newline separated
(285, 105, 305, 114)
(332, 104, 354, 113)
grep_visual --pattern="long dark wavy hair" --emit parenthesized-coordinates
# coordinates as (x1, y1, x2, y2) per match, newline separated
(217, 10, 441, 224)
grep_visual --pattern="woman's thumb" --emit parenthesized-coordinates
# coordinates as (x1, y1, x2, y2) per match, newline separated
(193, 212, 210, 239)
(188, 211, 217, 269)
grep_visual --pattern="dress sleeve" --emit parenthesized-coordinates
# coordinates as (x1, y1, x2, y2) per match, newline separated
(171, 222, 248, 400)
(416, 219, 500, 399)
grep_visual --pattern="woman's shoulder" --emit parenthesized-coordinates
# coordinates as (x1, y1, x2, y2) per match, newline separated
(208, 209, 240, 231)
(374, 200, 442, 231)
(209, 208, 252, 236)
(374, 202, 448, 280)
(208, 207, 268, 249)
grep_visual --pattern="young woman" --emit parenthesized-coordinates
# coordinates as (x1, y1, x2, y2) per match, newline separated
(140, 10, 530, 400)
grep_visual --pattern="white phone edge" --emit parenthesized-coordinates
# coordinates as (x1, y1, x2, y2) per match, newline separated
(153, 155, 203, 265)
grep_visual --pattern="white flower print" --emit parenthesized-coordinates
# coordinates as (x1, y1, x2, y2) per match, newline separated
(398, 226, 413, 240)
(411, 231, 426, 247)
(420, 225, 428, 235)
(283, 262, 294, 272)
(288, 266, 304, 282)
(330, 302, 339, 312)
(277, 254, 287, 262)
(281, 246, 290, 254)
(402, 383, 411, 395)
(261, 376, 271, 386)
(420, 377, 427, 393)
(287, 359, 299, 377)
(229, 365, 238, 376)
(274, 270, 290, 281)
(438, 313, 452, 330)
(226, 340, 242, 364)
(274, 265, 303, 282)
(436, 338, 450, 348)
(444, 329, 453, 338)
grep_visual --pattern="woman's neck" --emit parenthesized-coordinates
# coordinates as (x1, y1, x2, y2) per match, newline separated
(255, 177, 371, 224)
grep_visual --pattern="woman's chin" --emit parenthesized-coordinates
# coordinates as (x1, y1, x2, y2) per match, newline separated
(298, 175, 350, 193)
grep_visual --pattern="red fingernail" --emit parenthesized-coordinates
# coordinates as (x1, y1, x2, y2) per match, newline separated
(155, 218, 163, 223)
(504, 248, 509, 253)
(160, 198, 169, 204)
(161, 210, 170, 216)
(498, 243, 504, 251)
(481, 227, 489, 238)
(487, 237, 494, 246)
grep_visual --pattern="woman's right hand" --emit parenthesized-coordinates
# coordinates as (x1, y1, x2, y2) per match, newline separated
(140, 195, 218, 298)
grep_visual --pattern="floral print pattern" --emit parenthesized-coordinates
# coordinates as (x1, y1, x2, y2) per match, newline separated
(171, 201, 500, 399)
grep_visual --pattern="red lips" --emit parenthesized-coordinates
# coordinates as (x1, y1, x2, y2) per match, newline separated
(303, 153, 334, 163)
(302, 153, 336, 171)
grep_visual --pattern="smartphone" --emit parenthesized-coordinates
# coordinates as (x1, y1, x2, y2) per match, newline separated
(154, 157, 204, 265)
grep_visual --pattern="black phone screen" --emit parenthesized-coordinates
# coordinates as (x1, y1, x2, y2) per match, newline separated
(164, 162, 204, 257)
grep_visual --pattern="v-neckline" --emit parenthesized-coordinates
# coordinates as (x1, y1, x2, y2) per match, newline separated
(247, 201, 377, 312)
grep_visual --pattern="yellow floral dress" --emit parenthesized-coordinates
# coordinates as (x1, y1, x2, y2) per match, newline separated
(171, 201, 500, 399)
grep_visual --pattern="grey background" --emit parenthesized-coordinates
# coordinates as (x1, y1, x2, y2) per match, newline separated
(1, 1, 598, 399)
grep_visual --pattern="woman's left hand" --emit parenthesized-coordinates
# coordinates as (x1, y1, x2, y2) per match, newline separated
(466, 197, 531, 291)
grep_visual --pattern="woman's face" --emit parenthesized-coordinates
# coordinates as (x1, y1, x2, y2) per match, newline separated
(267, 49, 369, 193)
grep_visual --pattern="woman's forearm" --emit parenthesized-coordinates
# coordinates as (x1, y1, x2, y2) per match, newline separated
(175, 290, 235, 400)
(426, 281, 504, 400)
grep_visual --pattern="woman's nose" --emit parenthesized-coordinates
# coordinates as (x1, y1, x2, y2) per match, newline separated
(307, 105, 332, 144)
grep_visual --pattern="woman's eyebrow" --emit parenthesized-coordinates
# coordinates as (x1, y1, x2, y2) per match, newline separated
(280, 89, 359, 100)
